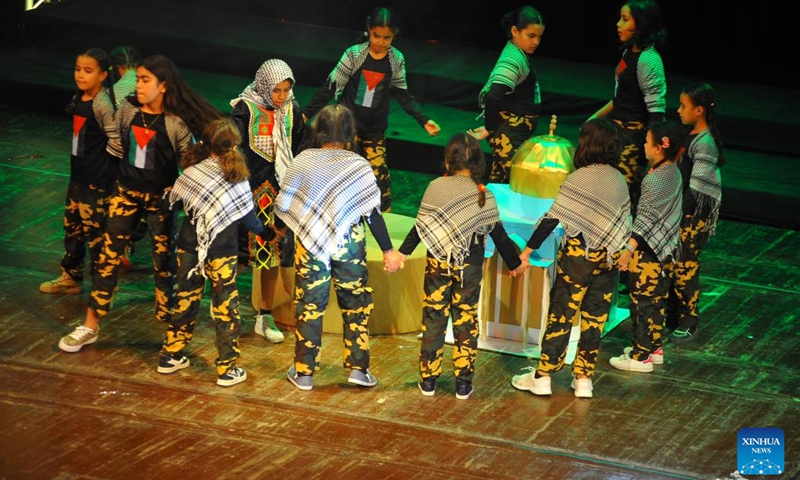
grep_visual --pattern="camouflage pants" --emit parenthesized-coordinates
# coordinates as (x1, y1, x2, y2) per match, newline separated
(292, 222, 374, 375)
(162, 250, 242, 376)
(419, 256, 483, 382)
(627, 247, 674, 360)
(487, 111, 538, 184)
(89, 183, 177, 322)
(668, 214, 711, 329)
(358, 133, 391, 212)
(60, 180, 110, 282)
(538, 236, 618, 378)
(612, 119, 647, 212)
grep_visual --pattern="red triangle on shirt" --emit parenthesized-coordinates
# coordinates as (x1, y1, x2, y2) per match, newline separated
(73, 115, 87, 136)
(132, 124, 157, 149)
(362, 69, 385, 92)
(616, 58, 627, 78)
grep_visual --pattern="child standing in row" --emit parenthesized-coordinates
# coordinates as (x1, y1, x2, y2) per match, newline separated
(275, 104, 404, 391)
(668, 82, 725, 344)
(40, 48, 119, 296)
(59, 55, 223, 353)
(610, 121, 684, 372)
(158, 118, 265, 387)
(303, 6, 440, 212)
(399, 133, 528, 400)
(511, 118, 631, 398)
(230, 58, 305, 344)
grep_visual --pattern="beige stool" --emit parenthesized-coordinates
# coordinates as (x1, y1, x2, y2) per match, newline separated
(252, 212, 427, 335)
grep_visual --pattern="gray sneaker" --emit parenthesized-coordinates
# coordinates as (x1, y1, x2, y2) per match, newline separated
(348, 368, 377, 387)
(287, 365, 313, 391)
(58, 325, 98, 352)
(255, 313, 285, 343)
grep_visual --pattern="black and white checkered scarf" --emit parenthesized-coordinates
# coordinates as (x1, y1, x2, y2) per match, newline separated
(478, 41, 536, 109)
(541, 164, 632, 259)
(274, 148, 381, 266)
(686, 129, 722, 233)
(415, 176, 499, 267)
(326, 42, 407, 100)
(169, 157, 254, 277)
(634, 162, 682, 264)
(230, 59, 296, 182)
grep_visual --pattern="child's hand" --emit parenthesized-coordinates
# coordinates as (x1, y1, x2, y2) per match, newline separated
(467, 127, 489, 141)
(383, 250, 404, 273)
(425, 120, 441, 136)
(510, 262, 529, 277)
(617, 250, 632, 271)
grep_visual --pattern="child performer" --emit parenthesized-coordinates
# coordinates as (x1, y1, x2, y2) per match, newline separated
(609, 121, 684, 372)
(157, 118, 265, 387)
(40, 48, 118, 295)
(668, 82, 724, 344)
(275, 104, 404, 391)
(587, 0, 667, 211)
(511, 118, 631, 398)
(58, 55, 223, 353)
(303, 6, 440, 212)
(399, 133, 528, 400)
(230, 58, 305, 344)
(469, 5, 545, 184)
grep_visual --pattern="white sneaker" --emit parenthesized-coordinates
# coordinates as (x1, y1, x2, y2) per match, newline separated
(612, 351, 654, 373)
(571, 377, 593, 398)
(58, 325, 98, 352)
(624, 346, 663, 365)
(511, 369, 551, 395)
(255, 313, 284, 343)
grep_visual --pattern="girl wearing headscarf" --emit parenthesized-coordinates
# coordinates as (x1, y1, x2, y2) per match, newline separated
(230, 59, 305, 344)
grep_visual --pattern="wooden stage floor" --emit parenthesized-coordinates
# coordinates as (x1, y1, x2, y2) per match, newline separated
(1, 104, 799, 479)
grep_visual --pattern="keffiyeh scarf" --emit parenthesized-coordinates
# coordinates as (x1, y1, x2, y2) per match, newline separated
(478, 41, 531, 109)
(541, 164, 632, 260)
(687, 129, 723, 234)
(326, 43, 407, 99)
(634, 162, 682, 264)
(415, 176, 499, 267)
(274, 148, 381, 266)
(169, 157, 254, 277)
(230, 59, 295, 182)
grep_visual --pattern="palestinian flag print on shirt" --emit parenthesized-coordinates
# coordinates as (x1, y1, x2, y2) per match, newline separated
(356, 70, 385, 108)
(72, 115, 87, 157)
(128, 125, 158, 169)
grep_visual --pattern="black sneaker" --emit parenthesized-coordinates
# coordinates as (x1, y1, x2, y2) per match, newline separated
(418, 376, 437, 396)
(670, 325, 698, 345)
(455, 378, 474, 400)
(157, 354, 190, 374)
(217, 366, 247, 387)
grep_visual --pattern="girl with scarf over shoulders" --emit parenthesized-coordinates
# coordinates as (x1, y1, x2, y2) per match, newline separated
(468, 5, 545, 184)
(158, 118, 266, 387)
(230, 58, 305, 345)
(511, 118, 632, 399)
(275, 104, 404, 392)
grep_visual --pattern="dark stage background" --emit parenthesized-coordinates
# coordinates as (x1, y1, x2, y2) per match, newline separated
(0, 0, 789, 89)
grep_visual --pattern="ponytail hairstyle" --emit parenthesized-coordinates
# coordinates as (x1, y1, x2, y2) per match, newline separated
(444, 133, 487, 207)
(681, 82, 725, 167)
(501, 5, 545, 40)
(181, 118, 249, 183)
(138, 55, 224, 138)
(66, 47, 111, 115)
(648, 121, 686, 162)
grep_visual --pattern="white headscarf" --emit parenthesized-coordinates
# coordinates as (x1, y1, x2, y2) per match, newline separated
(231, 59, 295, 182)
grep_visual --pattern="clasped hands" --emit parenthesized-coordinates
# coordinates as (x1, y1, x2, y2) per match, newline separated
(383, 250, 406, 274)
